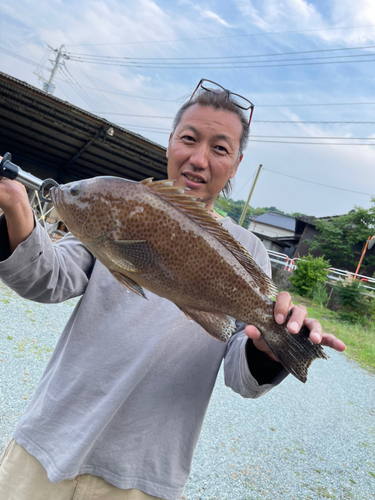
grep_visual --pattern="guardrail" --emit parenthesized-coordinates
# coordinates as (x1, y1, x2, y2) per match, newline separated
(326, 267, 375, 295)
(267, 251, 375, 296)
(267, 250, 296, 272)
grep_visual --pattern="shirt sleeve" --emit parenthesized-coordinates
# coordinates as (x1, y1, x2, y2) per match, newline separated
(0, 213, 95, 303)
(221, 219, 288, 397)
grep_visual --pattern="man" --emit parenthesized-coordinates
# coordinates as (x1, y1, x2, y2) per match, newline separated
(0, 80, 345, 500)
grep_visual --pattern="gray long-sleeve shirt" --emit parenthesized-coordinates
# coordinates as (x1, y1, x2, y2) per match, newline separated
(0, 215, 286, 500)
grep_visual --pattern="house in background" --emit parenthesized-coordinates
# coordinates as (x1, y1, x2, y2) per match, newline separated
(248, 212, 298, 257)
(248, 212, 338, 258)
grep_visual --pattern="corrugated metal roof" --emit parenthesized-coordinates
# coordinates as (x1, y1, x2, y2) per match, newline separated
(0, 71, 168, 184)
(250, 212, 296, 231)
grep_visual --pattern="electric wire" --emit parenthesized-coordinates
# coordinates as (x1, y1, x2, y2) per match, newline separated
(64, 44, 375, 62)
(58, 66, 99, 112)
(251, 135, 375, 140)
(69, 47, 375, 69)
(62, 65, 99, 111)
(248, 139, 375, 145)
(62, 83, 178, 101)
(68, 54, 375, 69)
(0, 46, 50, 70)
(94, 99, 375, 114)
(232, 170, 257, 198)
(1, 45, 374, 111)
(112, 124, 375, 145)
(263, 168, 374, 196)
(65, 24, 375, 47)
(34, 47, 52, 78)
(73, 60, 117, 112)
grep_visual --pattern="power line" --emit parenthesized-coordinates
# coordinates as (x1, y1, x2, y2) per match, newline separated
(253, 120, 375, 124)
(257, 101, 375, 107)
(73, 60, 117, 112)
(69, 54, 375, 69)
(65, 24, 375, 47)
(1, 45, 374, 110)
(233, 170, 257, 198)
(54, 84, 375, 116)
(264, 168, 374, 196)
(0, 46, 50, 70)
(64, 44, 375, 61)
(251, 135, 375, 140)
(112, 124, 375, 145)
(60, 83, 179, 102)
(248, 139, 375, 145)
(97, 112, 174, 118)
(58, 66, 99, 111)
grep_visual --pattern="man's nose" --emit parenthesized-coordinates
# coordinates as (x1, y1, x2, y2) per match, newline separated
(190, 144, 209, 169)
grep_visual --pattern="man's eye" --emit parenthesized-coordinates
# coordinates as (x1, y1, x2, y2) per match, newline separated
(215, 145, 228, 154)
(182, 135, 195, 142)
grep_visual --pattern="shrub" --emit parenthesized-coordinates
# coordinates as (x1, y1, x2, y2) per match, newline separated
(334, 279, 373, 325)
(289, 254, 330, 297)
(312, 282, 329, 308)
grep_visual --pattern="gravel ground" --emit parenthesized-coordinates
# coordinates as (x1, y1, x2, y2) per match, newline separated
(0, 280, 374, 500)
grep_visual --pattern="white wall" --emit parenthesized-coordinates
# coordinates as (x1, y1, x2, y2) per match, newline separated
(248, 221, 294, 238)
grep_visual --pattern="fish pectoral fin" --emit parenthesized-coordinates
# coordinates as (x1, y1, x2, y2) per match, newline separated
(104, 239, 156, 273)
(110, 271, 147, 299)
(178, 306, 236, 342)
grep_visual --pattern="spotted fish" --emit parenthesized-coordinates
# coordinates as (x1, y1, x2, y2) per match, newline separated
(50, 177, 328, 382)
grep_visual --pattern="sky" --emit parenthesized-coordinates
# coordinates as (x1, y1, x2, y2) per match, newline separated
(1, 0, 375, 218)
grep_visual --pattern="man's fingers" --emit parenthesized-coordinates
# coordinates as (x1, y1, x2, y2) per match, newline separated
(320, 334, 346, 352)
(286, 304, 307, 333)
(244, 325, 261, 340)
(274, 291, 292, 324)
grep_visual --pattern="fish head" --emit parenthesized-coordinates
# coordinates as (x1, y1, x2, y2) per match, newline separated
(50, 176, 140, 243)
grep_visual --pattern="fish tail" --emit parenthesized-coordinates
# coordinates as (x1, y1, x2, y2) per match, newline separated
(261, 322, 328, 383)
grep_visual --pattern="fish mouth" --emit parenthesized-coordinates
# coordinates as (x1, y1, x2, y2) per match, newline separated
(50, 186, 63, 210)
(182, 172, 207, 184)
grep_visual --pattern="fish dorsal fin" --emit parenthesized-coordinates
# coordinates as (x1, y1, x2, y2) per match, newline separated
(141, 178, 278, 298)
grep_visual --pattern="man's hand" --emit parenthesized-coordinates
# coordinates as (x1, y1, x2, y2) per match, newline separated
(244, 291, 346, 362)
(0, 162, 35, 253)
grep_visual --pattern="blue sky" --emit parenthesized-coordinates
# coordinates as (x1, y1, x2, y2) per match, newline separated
(1, 0, 375, 217)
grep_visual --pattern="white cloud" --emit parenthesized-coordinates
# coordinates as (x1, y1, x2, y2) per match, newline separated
(234, 0, 375, 45)
(201, 10, 233, 27)
(234, 0, 324, 32)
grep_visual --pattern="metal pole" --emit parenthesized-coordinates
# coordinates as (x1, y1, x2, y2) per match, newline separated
(354, 236, 371, 278)
(44, 44, 65, 94)
(238, 164, 262, 227)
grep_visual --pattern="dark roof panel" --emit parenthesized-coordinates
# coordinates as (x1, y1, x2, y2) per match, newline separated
(0, 71, 168, 184)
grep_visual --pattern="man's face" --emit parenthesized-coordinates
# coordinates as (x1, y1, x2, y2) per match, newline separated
(166, 104, 243, 208)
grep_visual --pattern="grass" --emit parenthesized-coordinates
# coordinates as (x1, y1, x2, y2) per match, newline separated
(290, 293, 375, 374)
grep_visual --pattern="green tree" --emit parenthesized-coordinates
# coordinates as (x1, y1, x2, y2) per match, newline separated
(289, 254, 330, 297)
(214, 197, 253, 228)
(308, 200, 375, 271)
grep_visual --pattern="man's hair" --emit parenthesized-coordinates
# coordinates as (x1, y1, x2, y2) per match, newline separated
(171, 89, 249, 198)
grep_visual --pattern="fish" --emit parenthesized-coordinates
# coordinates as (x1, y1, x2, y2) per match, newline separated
(50, 176, 328, 383)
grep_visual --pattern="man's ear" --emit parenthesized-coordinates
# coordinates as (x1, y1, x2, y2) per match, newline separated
(166, 132, 173, 158)
(230, 154, 243, 179)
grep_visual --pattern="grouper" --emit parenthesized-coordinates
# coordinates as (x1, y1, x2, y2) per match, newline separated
(50, 176, 328, 383)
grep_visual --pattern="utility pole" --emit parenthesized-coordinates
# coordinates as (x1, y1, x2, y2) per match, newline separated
(42, 44, 67, 95)
(238, 164, 262, 227)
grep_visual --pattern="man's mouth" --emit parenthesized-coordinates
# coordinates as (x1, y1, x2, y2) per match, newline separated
(183, 173, 206, 184)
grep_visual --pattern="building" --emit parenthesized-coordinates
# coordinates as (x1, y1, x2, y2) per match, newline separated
(0, 71, 168, 186)
(248, 212, 298, 256)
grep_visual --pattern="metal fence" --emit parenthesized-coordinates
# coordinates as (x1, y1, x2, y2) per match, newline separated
(267, 251, 375, 296)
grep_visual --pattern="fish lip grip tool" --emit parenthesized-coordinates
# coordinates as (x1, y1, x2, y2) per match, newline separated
(0, 152, 59, 203)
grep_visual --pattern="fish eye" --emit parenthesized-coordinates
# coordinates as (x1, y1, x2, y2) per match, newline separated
(70, 184, 81, 196)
